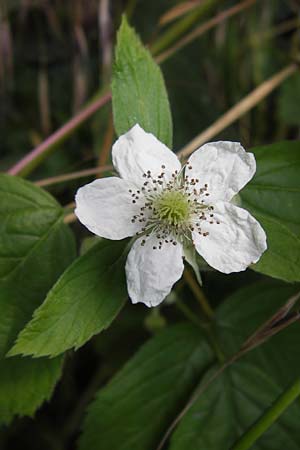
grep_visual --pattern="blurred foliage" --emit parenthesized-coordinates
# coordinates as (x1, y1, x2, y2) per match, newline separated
(1, 0, 300, 449)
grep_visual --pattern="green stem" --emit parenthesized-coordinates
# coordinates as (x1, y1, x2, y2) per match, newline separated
(231, 378, 300, 450)
(176, 299, 204, 329)
(183, 267, 215, 320)
(176, 299, 225, 364)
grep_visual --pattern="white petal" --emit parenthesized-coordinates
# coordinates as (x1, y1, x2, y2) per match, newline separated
(125, 236, 184, 307)
(192, 202, 267, 273)
(75, 177, 145, 240)
(186, 141, 256, 202)
(112, 124, 181, 186)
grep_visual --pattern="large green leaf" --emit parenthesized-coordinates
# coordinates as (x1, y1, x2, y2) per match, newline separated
(169, 282, 300, 450)
(169, 363, 300, 450)
(0, 357, 62, 425)
(78, 282, 300, 450)
(79, 324, 213, 450)
(240, 141, 300, 282)
(112, 16, 173, 148)
(0, 174, 76, 424)
(9, 239, 128, 358)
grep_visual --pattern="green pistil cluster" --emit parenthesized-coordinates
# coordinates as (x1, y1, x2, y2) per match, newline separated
(153, 190, 190, 226)
(129, 166, 217, 250)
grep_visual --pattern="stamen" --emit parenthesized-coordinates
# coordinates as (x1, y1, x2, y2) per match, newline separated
(130, 164, 215, 250)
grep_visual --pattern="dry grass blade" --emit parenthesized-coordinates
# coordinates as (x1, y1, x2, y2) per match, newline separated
(0, 15, 14, 90)
(241, 291, 300, 352)
(156, 0, 257, 64)
(159, 1, 203, 26)
(38, 67, 51, 135)
(177, 63, 298, 160)
(99, 0, 113, 83)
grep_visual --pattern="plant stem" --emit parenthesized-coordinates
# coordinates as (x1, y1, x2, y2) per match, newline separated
(231, 378, 300, 450)
(176, 299, 225, 364)
(8, 92, 111, 177)
(183, 267, 214, 320)
(176, 299, 205, 329)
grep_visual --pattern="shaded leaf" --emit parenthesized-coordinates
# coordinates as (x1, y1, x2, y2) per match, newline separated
(240, 141, 300, 281)
(169, 282, 300, 449)
(9, 239, 128, 358)
(79, 324, 213, 450)
(0, 174, 75, 424)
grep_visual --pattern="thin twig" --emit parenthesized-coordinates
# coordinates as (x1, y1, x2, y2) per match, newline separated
(177, 63, 298, 159)
(64, 212, 76, 224)
(7, 92, 111, 176)
(156, 0, 257, 64)
(35, 165, 113, 187)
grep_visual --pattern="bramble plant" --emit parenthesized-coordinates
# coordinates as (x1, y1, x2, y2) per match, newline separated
(1, 6, 300, 450)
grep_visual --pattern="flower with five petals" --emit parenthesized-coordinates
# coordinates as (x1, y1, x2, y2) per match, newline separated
(75, 124, 267, 307)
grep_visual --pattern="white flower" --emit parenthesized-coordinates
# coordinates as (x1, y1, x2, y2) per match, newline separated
(75, 124, 267, 307)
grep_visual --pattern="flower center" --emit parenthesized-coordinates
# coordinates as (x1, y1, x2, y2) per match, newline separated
(153, 190, 190, 226)
(129, 164, 220, 249)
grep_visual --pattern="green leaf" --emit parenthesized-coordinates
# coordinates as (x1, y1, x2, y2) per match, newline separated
(78, 282, 300, 450)
(170, 363, 300, 450)
(169, 282, 300, 450)
(9, 239, 128, 358)
(240, 141, 300, 282)
(79, 324, 213, 450)
(250, 214, 300, 283)
(112, 16, 173, 148)
(0, 174, 76, 424)
(0, 357, 62, 425)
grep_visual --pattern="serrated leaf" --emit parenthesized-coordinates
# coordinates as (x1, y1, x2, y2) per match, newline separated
(9, 239, 128, 358)
(78, 282, 300, 450)
(79, 324, 213, 450)
(169, 282, 300, 449)
(112, 16, 173, 147)
(240, 141, 300, 282)
(0, 174, 76, 424)
(169, 362, 300, 450)
(250, 214, 300, 282)
(0, 357, 62, 425)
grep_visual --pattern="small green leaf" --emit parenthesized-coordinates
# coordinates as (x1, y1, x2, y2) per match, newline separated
(79, 324, 213, 450)
(0, 174, 75, 424)
(112, 16, 173, 147)
(9, 239, 128, 358)
(240, 141, 300, 282)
